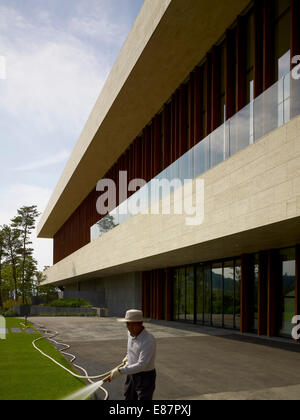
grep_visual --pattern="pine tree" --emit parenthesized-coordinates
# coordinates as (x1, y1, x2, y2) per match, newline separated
(2, 225, 21, 300)
(11, 206, 40, 304)
(0, 227, 7, 308)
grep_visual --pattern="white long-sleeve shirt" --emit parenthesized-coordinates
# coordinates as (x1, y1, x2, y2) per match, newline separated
(119, 328, 156, 375)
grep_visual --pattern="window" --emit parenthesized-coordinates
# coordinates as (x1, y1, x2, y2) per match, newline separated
(279, 248, 296, 338)
(204, 265, 212, 325)
(173, 269, 179, 320)
(178, 268, 186, 321)
(212, 263, 223, 327)
(234, 260, 241, 330)
(196, 265, 204, 324)
(186, 266, 195, 322)
(224, 261, 235, 329)
(249, 254, 259, 333)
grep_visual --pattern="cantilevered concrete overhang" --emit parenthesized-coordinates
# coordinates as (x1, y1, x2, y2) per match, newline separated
(42, 116, 300, 286)
(37, 0, 250, 239)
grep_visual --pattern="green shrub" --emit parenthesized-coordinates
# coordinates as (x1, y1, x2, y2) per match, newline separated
(48, 298, 92, 308)
(3, 297, 31, 311)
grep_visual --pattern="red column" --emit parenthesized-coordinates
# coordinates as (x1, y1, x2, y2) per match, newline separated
(267, 250, 280, 337)
(153, 114, 162, 176)
(254, 0, 264, 98)
(211, 45, 221, 130)
(225, 28, 236, 119)
(175, 90, 180, 160)
(171, 94, 176, 163)
(236, 15, 247, 112)
(194, 66, 202, 144)
(179, 84, 188, 157)
(163, 103, 171, 169)
(188, 72, 195, 149)
(205, 53, 212, 136)
(263, 0, 275, 91)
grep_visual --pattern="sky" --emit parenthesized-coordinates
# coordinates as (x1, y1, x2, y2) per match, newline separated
(0, 0, 144, 270)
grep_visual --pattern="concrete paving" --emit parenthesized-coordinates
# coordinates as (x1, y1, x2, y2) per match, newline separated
(29, 317, 300, 400)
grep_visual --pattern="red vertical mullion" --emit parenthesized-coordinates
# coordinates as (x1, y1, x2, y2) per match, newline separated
(153, 114, 161, 176)
(150, 122, 155, 179)
(171, 95, 176, 163)
(254, 0, 264, 98)
(225, 28, 236, 119)
(211, 45, 221, 130)
(263, 0, 275, 91)
(163, 103, 171, 169)
(142, 129, 146, 181)
(205, 53, 212, 136)
(145, 126, 151, 182)
(179, 84, 187, 157)
(175, 90, 180, 160)
(188, 72, 195, 148)
(236, 15, 247, 112)
(194, 66, 202, 144)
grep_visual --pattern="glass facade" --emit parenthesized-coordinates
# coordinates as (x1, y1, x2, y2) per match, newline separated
(173, 259, 241, 330)
(171, 247, 298, 339)
(279, 248, 296, 338)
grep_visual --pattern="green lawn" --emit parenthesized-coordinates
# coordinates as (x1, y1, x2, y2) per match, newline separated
(0, 318, 87, 400)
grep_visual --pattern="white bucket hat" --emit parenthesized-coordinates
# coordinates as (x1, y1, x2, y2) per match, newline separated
(117, 309, 144, 323)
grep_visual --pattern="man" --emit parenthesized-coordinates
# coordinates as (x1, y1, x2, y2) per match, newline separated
(104, 309, 156, 401)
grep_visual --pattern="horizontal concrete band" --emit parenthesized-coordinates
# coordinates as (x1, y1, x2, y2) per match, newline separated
(43, 115, 300, 286)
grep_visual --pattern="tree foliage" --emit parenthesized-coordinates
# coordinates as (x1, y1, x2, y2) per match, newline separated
(0, 205, 42, 309)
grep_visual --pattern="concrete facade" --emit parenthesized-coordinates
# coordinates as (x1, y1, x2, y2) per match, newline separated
(42, 114, 300, 287)
(63, 272, 142, 317)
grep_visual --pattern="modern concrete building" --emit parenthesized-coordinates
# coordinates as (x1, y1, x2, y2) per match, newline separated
(38, 0, 300, 339)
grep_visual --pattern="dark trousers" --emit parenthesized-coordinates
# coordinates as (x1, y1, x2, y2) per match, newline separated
(124, 369, 156, 401)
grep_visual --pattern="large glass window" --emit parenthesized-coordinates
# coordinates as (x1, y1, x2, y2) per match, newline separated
(223, 261, 235, 329)
(172, 269, 179, 321)
(249, 255, 259, 333)
(178, 268, 186, 321)
(234, 260, 241, 330)
(196, 265, 204, 324)
(186, 266, 195, 322)
(212, 263, 223, 327)
(279, 248, 296, 338)
(204, 265, 212, 325)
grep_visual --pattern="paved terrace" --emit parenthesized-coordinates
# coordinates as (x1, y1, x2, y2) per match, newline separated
(30, 317, 300, 400)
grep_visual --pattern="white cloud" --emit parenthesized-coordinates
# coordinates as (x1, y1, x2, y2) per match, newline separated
(12, 150, 70, 172)
(0, 4, 111, 145)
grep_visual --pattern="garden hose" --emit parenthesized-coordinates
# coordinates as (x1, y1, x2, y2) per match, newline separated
(19, 319, 126, 400)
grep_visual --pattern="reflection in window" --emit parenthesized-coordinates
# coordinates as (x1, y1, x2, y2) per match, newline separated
(178, 268, 186, 321)
(196, 265, 204, 324)
(224, 261, 234, 329)
(234, 261, 241, 330)
(249, 255, 259, 333)
(278, 50, 291, 127)
(186, 267, 194, 322)
(204, 265, 212, 325)
(279, 248, 296, 338)
(212, 263, 223, 327)
(173, 269, 179, 321)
